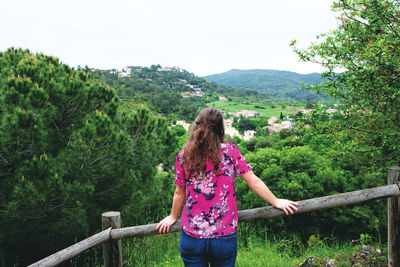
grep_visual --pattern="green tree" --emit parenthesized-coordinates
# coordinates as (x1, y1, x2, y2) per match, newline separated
(293, 0, 400, 166)
(237, 145, 383, 241)
(237, 117, 256, 133)
(253, 116, 269, 128)
(0, 48, 174, 265)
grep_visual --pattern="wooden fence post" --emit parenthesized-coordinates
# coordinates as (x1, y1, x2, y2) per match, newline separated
(388, 166, 400, 267)
(102, 211, 122, 267)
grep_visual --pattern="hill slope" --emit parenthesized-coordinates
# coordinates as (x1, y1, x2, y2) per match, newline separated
(204, 69, 325, 101)
(96, 65, 278, 122)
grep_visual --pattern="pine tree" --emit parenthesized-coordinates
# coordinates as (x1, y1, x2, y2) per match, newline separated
(0, 48, 176, 265)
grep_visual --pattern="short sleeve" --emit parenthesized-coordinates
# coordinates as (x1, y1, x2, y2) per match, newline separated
(230, 143, 252, 177)
(174, 151, 186, 186)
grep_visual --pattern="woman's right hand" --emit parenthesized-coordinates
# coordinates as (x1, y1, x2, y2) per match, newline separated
(155, 215, 177, 234)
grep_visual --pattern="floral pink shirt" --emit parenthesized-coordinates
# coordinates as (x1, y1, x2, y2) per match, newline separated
(174, 143, 252, 238)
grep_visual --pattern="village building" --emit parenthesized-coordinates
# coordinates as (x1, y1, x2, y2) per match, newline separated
(181, 90, 204, 97)
(325, 108, 338, 114)
(118, 72, 131, 77)
(193, 88, 203, 96)
(225, 127, 241, 139)
(219, 96, 229, 101)
(102, 66, 131, 77)
(296, 109, 310, 114)
(157, 66, 174, 71)
(229, 110, 258, 118)
(180, 92, 192, 98)
(243, 130, 256, 141)
(175, 120, 191, 131)
(223, 118, 234, 128)
(268, 116, 278, 125)
(265, 120, 292, 134)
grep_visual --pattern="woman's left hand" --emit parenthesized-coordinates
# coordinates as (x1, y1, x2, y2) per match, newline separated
(273, 199, 299, 215)
(155, 215, 177, 234)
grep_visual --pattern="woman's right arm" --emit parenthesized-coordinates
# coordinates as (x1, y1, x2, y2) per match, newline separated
(155, 185, 186, 234)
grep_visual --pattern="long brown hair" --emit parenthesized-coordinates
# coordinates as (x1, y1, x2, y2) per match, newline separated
(182, 108, 225, 178)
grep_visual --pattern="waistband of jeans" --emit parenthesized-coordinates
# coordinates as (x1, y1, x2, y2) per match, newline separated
(181, 230, 237, 239)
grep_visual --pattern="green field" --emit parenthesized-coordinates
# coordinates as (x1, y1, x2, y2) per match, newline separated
(207, 100, 302, 118)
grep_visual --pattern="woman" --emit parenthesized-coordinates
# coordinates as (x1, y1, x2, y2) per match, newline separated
(156, 108, 299, 266)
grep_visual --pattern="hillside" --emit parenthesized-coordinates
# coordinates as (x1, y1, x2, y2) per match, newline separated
(96, 65, 295, 122)
(203, 69, 327, 101)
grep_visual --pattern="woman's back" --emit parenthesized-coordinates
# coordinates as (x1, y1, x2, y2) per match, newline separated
(156, 108, 299, 267)
(175, 142, 252, 238)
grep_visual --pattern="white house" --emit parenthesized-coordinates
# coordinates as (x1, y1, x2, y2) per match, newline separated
(265, 120, 292, 134)
(243, 130, 256, 141)
(225, 127, 241, 138)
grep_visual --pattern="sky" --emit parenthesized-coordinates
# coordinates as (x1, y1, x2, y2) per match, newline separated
(0, 0, 339, 76)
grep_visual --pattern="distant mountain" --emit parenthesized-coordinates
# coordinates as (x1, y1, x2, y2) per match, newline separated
(203, 69, 326, 101)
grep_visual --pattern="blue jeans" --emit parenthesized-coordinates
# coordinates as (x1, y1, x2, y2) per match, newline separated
(179, 231, 237, 267)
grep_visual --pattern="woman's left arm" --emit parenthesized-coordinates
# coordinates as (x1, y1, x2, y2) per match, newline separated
(241, 170, 299, 215)
(155, 185, 186, 234)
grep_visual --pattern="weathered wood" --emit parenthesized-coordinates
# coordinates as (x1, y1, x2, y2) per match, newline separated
(239, 184, 400, 222)
(28, 228, 111, 267)
(388, 167, 400, 267)
(111, 184, 400, 240)
(111, 220, 182, 240)
(102, 211, 122, 267)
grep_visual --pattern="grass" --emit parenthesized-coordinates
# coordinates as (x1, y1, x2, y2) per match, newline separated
(123, 232, 182, 266)
(207, 100, 301, 117)
(119, 232, 382, 266)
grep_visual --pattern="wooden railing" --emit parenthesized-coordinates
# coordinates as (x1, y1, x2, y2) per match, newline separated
(29, 167, 400, 267)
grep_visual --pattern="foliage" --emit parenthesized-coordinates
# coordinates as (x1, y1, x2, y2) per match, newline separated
(359, 233, 373, 245)
(236, 117, 256, 133)
(235, 125, 387, 241)
(293, 0, 400, 167)
(0, 48, 178, 265)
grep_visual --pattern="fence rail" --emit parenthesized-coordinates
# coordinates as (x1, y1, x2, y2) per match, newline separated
(111, 183, 400, 240)
(29, 228, 111, 267)
(29, 166, 400, 267)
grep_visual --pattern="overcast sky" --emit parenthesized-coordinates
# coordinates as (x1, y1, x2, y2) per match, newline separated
(0, 0, 339, 76)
